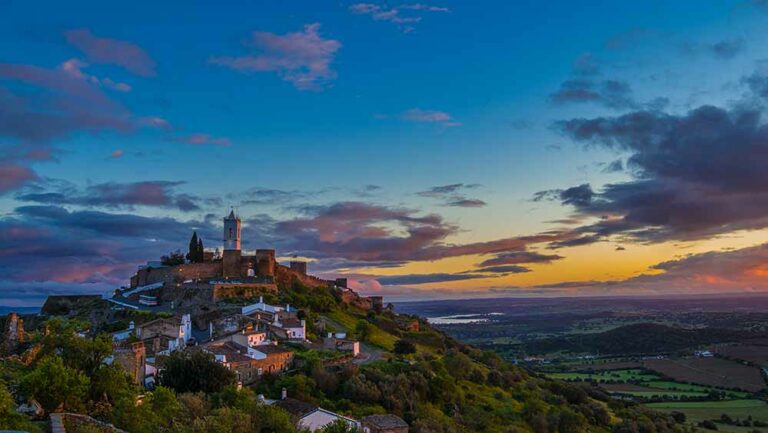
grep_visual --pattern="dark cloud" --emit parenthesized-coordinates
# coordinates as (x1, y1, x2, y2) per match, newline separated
(417, 183, 486, 208)
(478, 251, 563, 267)
(271, 201, 572, 263)
(544, 93, 768, 244)
(550, 79, 637, 110)
(474, 265, 531, 274)
(601, 159, 624, 173)
(17, 181, 201, 212)
(376, 273, 489, 286)
(708, 38, 745, 59)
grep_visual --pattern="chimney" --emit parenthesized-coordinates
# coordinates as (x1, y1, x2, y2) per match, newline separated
(259, 296, 263, 303)
(281, 387, 287, 400)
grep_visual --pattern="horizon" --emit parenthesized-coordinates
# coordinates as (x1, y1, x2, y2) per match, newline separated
(5, 1, 768, 307)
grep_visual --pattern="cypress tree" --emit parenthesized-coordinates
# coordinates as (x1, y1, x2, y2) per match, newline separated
(197, 237, 204, 262)
(187, 232, 199, 263)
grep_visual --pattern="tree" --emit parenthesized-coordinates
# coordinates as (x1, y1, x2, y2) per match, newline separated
(162, 250, 186, 266)
(320, 419, 362, 433)
(21, 355, 90, 413)
(197, 237, 205, 262)
(394, 339, 416, 355)
(0, 383, 39, 432)
(160, 349, 236, 393)
(187, 232, 199, 263)
(355, 320, 371, 342)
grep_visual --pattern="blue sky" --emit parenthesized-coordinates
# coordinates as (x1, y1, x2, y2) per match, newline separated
(5, 0, 768, 306)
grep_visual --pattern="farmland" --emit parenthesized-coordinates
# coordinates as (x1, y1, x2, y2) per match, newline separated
(648, 400, 768, 433)
(644, 357, 766, 393)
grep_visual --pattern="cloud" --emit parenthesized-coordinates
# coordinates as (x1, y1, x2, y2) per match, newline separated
(401, 108, 460, 126)
(708, 38, 745, 59)
(535, 243, 768, 295)
(269, 201, 572, 264)
(417, 183, 485, 207)
(110, 149, 124, 159)
(64, 28, 156, 76)
(173, 133, 231, 147)
(550, 78, 637, 110)
(349, 3, 449, 32)
(478, 251, 563, 267)
(0, 62, 132, 143)
(0, 164, 37, 194)
(376, 272, 491, 285)
(16, 181, 201, 212)
(210, 24, 341, 91)
(542, 87, 768, 244)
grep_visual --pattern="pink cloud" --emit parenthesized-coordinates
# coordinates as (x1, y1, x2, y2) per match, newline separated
(350, 3, 449, 31)
(402, 108, 461, 126)
(138, 116, 173, 130)
(59, 58, 132, 92)
(174, 133, 231, 147)
(110, 149, 124, 159)
(64, 28, 156, 77)
(210, 23, 341, 91)
(0, 163, 36, 194)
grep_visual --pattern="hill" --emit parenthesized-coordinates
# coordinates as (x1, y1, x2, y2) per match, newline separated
(0, 283, 692, 433)
(525, 323, 750, 356)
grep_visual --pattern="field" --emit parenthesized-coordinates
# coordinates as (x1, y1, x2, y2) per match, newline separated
(717, 344, 768, 366)
(548, 368, 749, 399)
(644, 357, 766, 393)
(647, 400, 768, 433)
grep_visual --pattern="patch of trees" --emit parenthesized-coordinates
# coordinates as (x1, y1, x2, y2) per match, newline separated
(187, 231, 205, 263)
(526, 323, 754, 355)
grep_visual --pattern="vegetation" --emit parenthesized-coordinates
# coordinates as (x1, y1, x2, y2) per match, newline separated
(160, 349, 237, 394)
(161, 250, 186, 266)
(0, 283, 695, 433)
(526, 323, 752, 356)
(187, 231, 205, 263)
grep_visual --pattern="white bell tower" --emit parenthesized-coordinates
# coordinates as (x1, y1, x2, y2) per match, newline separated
(223, 209, 241, 251)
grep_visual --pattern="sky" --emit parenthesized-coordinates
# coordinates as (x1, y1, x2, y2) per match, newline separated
(5, 0, 768, 307)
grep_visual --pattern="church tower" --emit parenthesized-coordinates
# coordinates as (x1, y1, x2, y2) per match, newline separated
(222, 209, 242, 278)
(223, 209, 241, 251)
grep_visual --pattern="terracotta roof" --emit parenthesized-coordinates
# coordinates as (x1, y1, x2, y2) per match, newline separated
(362, 414, 408, 428)
(254, 345, 292, 355)
(274, 398, 317, 417)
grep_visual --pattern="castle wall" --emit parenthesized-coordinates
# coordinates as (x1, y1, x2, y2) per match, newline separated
(255, 249, 276, 277)
(132, 262, 222, 288)
(223, 250, 241, 278)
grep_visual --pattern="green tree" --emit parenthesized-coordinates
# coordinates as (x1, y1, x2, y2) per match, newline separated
(320, 419, 361, 433)
(355, 320, 371, 342)
(187, 232, 199, 263)
(162, 250, 186, 266)
(21, 355, 90, 413)
(0, 382, 41, 432)
(160, 349, 236, 393)
(394, 339, 416, 355)
(197, 237, 205, 262)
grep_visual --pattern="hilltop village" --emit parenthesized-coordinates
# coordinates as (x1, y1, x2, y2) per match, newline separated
(0, 211, 690, 433)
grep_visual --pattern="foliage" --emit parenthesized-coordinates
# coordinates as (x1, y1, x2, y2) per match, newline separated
(160, 349, 236, 394)
(21, 355, 90, 413)
(161, 250, 186, 266)
(319, 419, 361, 433)
(0, 382, 41, 432)
(394, 339, 416, 355)
(187, 232, 205, 263)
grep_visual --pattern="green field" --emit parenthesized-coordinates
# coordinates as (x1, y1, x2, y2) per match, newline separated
(547, 368, 659, 382)
(646, 400, 768, 433)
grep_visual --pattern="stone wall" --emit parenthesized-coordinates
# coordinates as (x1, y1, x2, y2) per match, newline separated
(211, 282, 278, 301)
(131, 262, 222, 288)
(113, 341, 145, 385)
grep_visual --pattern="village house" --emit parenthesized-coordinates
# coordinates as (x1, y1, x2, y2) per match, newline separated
(361, 415, 409, 433)
(323, 333, 361, 357)
(134, 314, 192, 356)
(273, 391, 360, 432)
(240, 297, 307, 341)
(206, 341, 293, 385)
